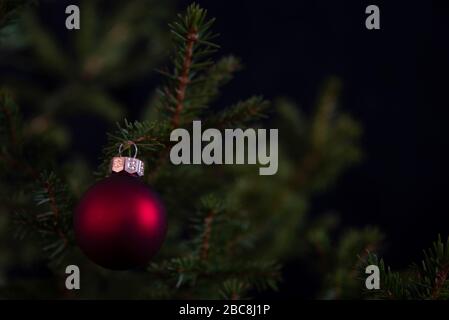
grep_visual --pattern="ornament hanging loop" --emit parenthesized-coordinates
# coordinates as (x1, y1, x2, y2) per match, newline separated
(111, 141, 144, 177)
(118, 141, 138, 159)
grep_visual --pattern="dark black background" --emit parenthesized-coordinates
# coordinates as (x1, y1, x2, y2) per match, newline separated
(176, 0, 449, 297)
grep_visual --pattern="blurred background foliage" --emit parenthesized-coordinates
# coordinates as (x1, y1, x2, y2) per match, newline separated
(0, 0, 388, 299)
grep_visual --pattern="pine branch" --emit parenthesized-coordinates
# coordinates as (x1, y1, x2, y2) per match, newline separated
(193, 195, 223, 261)
(200, 210, 215, 261)
(205, 96, 270, 129)
(146, 193, 280, 297)
(43, 179, 65, 239)
(158, 3, 220, 127)
(96, 7, 265, 185)
(277, 79, 361, 192)
(360, 235, 449, 300)
(14, 172, 74, 262)
(431, 263, 449, 299)
(359, 253, 408, 299)
(304, 223, 383, 299)
(96, 119, 170, 177)
(422, 235, 449, 299)
(171, 23, 196, 128)
(148, 257, 280, 296)
(219, 279, 249, 300)
(190, 194, 249, 260)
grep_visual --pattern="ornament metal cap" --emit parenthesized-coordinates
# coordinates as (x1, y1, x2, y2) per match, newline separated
(110, 142, 144, 177)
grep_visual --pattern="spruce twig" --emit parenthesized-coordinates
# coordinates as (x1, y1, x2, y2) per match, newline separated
(360, 236, 449, 299)
(172, 24, 198, 128)
(42, 176, 68, 247)
(158, 3, 220, 127)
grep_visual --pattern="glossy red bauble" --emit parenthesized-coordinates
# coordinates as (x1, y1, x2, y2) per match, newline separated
(74, 172, 167, 270)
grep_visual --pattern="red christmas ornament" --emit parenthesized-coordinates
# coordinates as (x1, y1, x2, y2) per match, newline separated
(74, 143, 167, 270)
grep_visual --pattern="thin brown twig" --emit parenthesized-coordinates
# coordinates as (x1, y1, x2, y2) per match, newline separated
(134, 135, 160, 143)
(230, 291, 240, 300)
(43, 179, 68, 247)
(200, 210, 215, 261)
(1, 93, 69, 250)
(431, 264, 449, 299)
(171, 27, 199, 128)
(0, 152, 68, 246)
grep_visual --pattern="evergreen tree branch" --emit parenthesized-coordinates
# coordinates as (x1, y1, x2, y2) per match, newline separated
(158, 3, 219, 127)
(171, 22, 197, 128)
(220, 279, 249, 300)
(14, 172, 74, 262)
(147, 193, 280, 297)
(189, 55, 242, 111)
(96, 119, 170, 177)
(432, 263, 449, 299)
(42, 175, 68, 247)
(278, 79, 361, 193)
(206, 96, 270, 129)
(148, 257, 280, 294)
(99, 6, 265, 183)
(200, 210, 215, 261)
(1, 2, 376, 300)
(360, 235, 449, 300)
